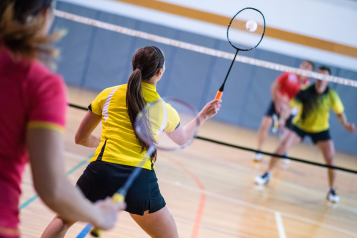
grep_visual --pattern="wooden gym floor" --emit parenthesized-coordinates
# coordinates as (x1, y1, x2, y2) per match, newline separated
(19, 87, 357, 238)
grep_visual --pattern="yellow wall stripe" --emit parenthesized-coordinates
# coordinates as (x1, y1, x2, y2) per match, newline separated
(115, 0, 357, 58)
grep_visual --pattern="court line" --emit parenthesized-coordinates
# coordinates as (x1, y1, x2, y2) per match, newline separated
(160, 178, 357, 237)
(76, 224, 93, 238)
(181, 148, 357, 216)
(19, 156, 90, 210)
(275, 212, 287, 238)
(166, 156, 206, 238)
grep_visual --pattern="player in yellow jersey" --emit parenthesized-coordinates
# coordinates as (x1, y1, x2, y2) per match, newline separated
(254, 66, 355, 203)
(42, 46, 221, 238)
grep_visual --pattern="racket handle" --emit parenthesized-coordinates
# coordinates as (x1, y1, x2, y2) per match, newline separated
(90, 194, 125, 237)
(215, 91, 223, 100)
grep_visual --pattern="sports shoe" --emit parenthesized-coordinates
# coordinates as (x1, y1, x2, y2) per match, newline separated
(253, 153, 263, 162)
(282, 153, 290, 163)
(254, 172, 271, 185)
(327, 189, 340, 203)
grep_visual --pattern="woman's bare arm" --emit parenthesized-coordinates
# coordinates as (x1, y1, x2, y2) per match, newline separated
(27, 128, 125, 228)
(75, 111, 102, 148)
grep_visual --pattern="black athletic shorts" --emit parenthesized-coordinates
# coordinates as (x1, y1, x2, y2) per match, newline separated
(291, 125, 331, 144)
(265, 101, 293, 129)
(76, 161, 166, 216)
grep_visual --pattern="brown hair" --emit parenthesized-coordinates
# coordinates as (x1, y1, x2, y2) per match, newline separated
(303, 60, 315, 70)
(0, 0, 61, 63)
(126, 46, 165, 162)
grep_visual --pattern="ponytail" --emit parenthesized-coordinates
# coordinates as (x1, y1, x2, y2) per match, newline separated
(0, 2, 63, 64)
(126, 68, 157, 161)
(126, 46, 164, 162)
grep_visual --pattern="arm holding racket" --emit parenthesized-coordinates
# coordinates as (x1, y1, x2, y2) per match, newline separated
(27, 128, 125, 231)
(277, 106, 292, 129)
(166, 99, 221, 145)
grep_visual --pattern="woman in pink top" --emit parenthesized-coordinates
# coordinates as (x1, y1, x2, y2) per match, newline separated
(0, 1, 125, 237)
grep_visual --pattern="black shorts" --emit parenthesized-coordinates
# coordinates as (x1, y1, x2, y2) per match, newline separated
(265, 101, 293, 129)
(291, 125, 331, 144)
(76, 161, 166, 216)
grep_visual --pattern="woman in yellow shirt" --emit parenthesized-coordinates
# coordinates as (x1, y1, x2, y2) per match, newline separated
(42, 46, 221, 238)
(255, 66, 355, 203)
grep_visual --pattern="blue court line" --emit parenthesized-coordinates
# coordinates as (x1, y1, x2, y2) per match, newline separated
(76, 224, 93, 238)
(20, 157, 91, 210)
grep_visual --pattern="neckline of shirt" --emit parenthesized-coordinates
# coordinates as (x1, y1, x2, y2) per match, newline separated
(141, 82, 156, 92)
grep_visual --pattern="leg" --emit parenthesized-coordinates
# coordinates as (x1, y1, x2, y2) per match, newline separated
(254, 130, 301, 185)
(267, 130, 300, 171)
(130, 206, 179, 238)
(256, 116, 273, 151)
(41, 216, 75, 238)
(317, 140, 335, 189)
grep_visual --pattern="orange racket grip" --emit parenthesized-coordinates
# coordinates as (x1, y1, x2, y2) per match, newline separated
(215, 91, 223, 100)
(90, 194, 125, 237)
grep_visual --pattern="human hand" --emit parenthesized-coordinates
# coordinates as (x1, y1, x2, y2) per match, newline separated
(344, 123, 355, 134)
(198, 99, 222, 122)
(278, 118, 285, 130)
(92, 197, 126, 230)
(274, 101, 281, 114)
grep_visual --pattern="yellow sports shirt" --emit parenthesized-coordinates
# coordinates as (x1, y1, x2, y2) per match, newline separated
(89, 82, 180, 170)
(291, 86, 344, 133)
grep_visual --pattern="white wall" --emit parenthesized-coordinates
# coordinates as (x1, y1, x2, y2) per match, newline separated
(161, 0, 357, 48)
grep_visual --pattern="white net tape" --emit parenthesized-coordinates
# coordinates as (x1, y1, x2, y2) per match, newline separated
(54, 10, 357, 88)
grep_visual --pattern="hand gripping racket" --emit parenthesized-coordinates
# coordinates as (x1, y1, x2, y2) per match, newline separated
(215, 7, 266, 100)
(80, 98, 199, 237)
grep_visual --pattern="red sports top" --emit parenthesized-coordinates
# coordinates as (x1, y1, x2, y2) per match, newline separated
(276, 72, 309, 100)
(0, 48, 67, 238)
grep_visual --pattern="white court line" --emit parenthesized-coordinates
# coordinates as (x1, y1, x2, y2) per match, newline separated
(275, 212, 287, 238)
(159, 178, 357, 237)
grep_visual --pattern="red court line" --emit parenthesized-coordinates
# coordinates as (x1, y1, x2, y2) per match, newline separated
(166, 156, 206, 238)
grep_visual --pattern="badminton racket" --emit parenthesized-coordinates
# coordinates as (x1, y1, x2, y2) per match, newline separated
(84, 98, 199, 237)
(215, 7, 265, 99)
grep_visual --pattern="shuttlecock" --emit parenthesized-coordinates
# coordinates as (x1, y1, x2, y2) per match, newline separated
(246, 20, 257, 32)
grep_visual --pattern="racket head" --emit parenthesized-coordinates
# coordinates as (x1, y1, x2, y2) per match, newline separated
(227, 7, 266, 51)
(135, 97, 199, 151)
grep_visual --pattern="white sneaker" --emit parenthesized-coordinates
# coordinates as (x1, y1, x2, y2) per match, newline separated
(327, 189, 340, 203)
(282, 153, 290, 163)
(254, 172, 271, 185)
(253, 153, 263, 162)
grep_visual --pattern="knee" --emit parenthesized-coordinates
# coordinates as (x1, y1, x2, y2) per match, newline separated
(260, 119, 271, 130)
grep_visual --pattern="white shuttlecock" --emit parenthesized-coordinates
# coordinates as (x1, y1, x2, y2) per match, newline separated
(246, 20, 257, 32)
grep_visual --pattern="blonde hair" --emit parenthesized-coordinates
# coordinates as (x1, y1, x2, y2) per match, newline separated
(0, 2, 63, 63)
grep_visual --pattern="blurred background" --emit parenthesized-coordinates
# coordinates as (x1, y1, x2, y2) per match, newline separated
(19, 1, 357, 237)
(53, 0, 357, 154)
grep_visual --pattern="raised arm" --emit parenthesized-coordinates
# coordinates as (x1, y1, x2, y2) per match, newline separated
(27, 127, 125, 229)
(166, 99, 221, 145)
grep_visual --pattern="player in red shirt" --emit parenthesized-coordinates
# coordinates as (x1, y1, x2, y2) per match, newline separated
(253, 60, 314, 162)
(0, 1, 124, 237)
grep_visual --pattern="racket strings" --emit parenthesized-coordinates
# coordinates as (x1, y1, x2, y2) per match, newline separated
(228, 8, 265, 51)
(136, 98, 198, 151)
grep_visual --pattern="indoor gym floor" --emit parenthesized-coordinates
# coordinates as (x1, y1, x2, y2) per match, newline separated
(19, 86, 357, 238)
